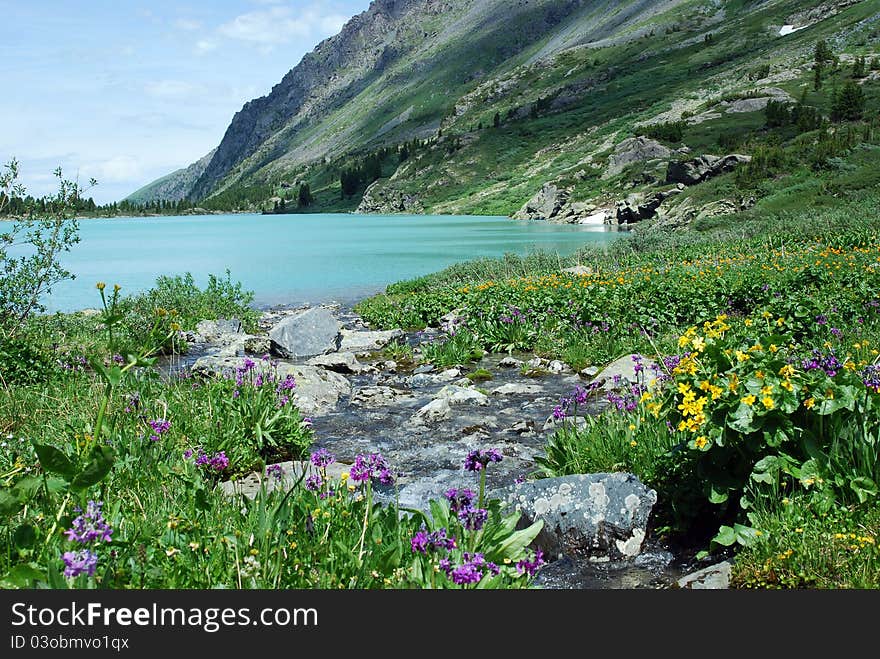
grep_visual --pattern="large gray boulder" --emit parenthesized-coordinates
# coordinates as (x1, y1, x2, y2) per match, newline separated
(502, 473, 657, 560)
(268, 307, 341, 359)
(666, 154, 751, 186)
(604, 137, 673, 178)
(190, 356, 350, 416)
(513, 183, 570, 221)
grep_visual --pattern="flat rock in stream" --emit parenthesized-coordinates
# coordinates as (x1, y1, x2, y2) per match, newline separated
(408, 368, 462, 387)
(191, 356, 350, 416)
(339, 327, 404, 352)
(351, 385, 415, 407)
(412, 398, 452, 423)
(677, 560, 733, 589)
(435, 384, 489, 406)
(491, 383, 545, 396)
(307, 351, 369, 374)
(502, 473, 657, 560)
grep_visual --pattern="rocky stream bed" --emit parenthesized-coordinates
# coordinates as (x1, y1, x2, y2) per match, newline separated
(169, 304, 731, 589)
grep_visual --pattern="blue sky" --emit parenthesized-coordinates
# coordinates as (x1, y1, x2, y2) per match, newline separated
(0, 0, 371, 203)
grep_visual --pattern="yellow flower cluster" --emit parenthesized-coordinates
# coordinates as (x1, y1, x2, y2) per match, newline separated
(676, 383, 708, 433)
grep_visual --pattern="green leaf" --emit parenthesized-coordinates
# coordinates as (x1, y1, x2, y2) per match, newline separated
(46, 476, 69, 494)
(194, 487, 211, 512)
(494, 519, 543, 560)
(708, 485, 729, 504)
(32, 442, 76, 478)
(727, 403, 760, 433)
(712, 523, 760, 548)
(712, 525, 737, 547)
(0, 490, 22, 515)
(88, 356, 110, 382)
(13, 523, 37, 548)
(1, 564, 44, 588)
(107, 366, 123, 387)
(46, 562, 68, 589)
(71, 445, 115, 490)
(849, 477, 878, 503)
(428, 499, 449, 529)
(12, 476, 42, 503)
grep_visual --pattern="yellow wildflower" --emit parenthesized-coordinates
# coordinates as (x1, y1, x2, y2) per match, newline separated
(741, 394, 756, 406)
(694, 436, 709, 450)
(762, 396, 775, 409)
(804, 397, 816, 409)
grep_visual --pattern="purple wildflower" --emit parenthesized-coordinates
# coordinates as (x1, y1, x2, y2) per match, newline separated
(266, 464, 285, 481)
(310, 449, 335, 469)
(862, 365, 880, 393)
(62, 549, 98, 578)
(192, 449, 229, 473)
(442, 552, 500, 585)
(276, 374, 297, 392)
(552, 405, 565, 420)
(516, 549, 546, 577)
(463, 448, 503, 472)
(631, 354, 644, 374)
(459, 507, 489, 531)
(801, 349, 842, 377)
(64, 501, 113, 544)
(147, 419, 170, 442)
(445, 488, 477, 515)
(209, 451, 229, 472)
(350, 453, 394, 485)
(124, 392, 140, 414)
(410, 527, 457, 554)
(305, 474, 323, 492)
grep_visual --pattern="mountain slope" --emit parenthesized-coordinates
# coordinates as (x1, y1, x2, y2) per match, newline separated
(126, 149, 216, 204)
(135, 0, 880, 221)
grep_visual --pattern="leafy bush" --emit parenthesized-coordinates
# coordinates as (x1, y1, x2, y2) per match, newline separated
(643, 121, 686, 143)
(646, 313, 880, 547)
(0, 159, 83, 337)
(184, 359, 313, 473)
(0, 337, 56, 385)
(119, 271, 258, 353)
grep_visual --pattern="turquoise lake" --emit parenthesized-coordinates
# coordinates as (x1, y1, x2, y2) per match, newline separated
(44, 213, 619, 312)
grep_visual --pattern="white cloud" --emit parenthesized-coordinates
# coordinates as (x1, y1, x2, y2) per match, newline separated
(173, 18, 202, 31)
(216, 5, 348, 49)
(81, 156, 143, 183)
